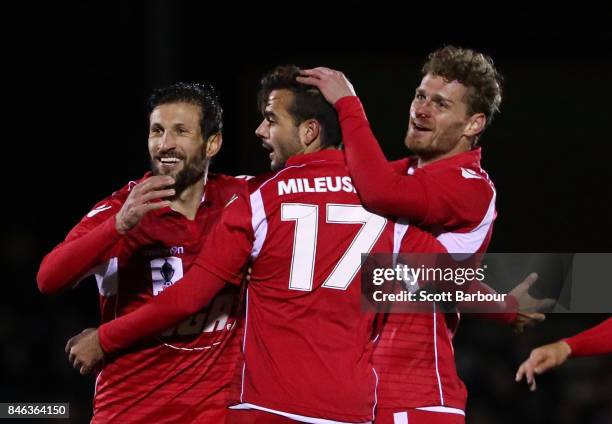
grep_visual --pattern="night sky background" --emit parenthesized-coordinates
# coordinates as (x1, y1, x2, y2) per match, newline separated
(3, 2, 612, 423)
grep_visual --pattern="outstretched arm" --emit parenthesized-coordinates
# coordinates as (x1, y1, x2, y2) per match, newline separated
(515, 317, 612, 390)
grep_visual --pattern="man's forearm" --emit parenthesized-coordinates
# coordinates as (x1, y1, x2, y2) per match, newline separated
(37, 216, 122, 294)
(99, 265, 227, 354)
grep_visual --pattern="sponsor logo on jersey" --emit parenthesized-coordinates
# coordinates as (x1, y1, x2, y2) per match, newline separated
(143, 246, 185, 258)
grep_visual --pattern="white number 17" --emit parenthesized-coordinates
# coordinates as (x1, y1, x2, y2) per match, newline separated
(281, 203, 386, 291)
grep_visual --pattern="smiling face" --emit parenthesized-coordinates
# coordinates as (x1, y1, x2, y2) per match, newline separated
(404, 73, 479, 163)
(148, 102, 209, 196)
(255, 89, 305, 170)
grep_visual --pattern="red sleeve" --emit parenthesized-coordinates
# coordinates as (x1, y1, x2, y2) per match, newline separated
(98, 187, 254, 353)
(194, 187, 255, 284)
(336, 97, 493, 228)
(564, 318, 612, 357)
(336, 96, 428, 221)
(99, 266, 227, 353)
(37, 197, 124, 295)
(390, 158, 410, 174)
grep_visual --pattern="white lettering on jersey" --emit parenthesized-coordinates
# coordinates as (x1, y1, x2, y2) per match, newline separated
(278, 177, 357, 195)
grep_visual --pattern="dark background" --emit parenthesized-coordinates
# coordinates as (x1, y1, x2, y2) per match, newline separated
(3, 2, 612, 423)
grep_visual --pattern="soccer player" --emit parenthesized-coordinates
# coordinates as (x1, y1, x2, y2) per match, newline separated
(516, 317, 612, 391)
(297, 47, 546, 423)
(37, 83, 245, 423)
(64, 65, 465, 424)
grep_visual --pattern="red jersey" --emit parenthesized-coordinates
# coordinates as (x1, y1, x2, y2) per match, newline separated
(333, 96, 497, 417)
(201, 149, 401, 423)
(38, 173, 245, 423)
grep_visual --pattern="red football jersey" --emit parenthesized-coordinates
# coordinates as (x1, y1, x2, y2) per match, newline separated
(40, 173, 245, 423)
(194, 149, 405, 423)
(373, 151, 497, 415)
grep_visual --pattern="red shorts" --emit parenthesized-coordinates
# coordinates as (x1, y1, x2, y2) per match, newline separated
(375, 408, 465, 424)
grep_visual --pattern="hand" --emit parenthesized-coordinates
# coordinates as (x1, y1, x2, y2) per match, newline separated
(66, 328, 104, 375)
(509, 273, 556, 313)
(115, 175, 175, 234)
(296, 67, 356, 105)
(512, 312, 545, 334)
(515, 341, 572, 391)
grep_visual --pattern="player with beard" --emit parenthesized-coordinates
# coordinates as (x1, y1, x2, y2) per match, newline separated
(63, 65, 482, 424)
(297, 48, 550, 423)
(37, 82, 245, 423)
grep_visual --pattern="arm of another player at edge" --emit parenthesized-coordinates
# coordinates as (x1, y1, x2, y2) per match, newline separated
(98, 265, 228, 354)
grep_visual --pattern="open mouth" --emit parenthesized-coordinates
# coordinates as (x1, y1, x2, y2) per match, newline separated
(157, 157, 183, 168)
(412, 122, 432, 132)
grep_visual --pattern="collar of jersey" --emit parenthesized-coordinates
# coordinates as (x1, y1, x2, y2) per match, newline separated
(407, 147, 482, 171)
(285, 149, 344, 167)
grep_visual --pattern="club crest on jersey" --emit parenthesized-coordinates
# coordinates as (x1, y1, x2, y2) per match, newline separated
(160, 260, 175, 285)
(151, 256, 183, 296)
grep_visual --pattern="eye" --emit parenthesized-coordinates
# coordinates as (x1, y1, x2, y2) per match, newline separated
(150, 126, 163, 135)
(415, 92, 426, 101)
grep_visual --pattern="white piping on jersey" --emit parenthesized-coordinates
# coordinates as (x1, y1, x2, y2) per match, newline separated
(436, 186, 496, 256)
(407, 164, 496, 256)
(249, 190, 267, 260)
(432, 302, 444, 405)
(94, 369, 103, 398)
(240, 288, 250, 403)
(435, 173, 496, 256)
(392, 220, 409, 265)
(372, 367, 379, 422)
(229, 403, 372, 424)
(93, 257, 119, 296)
(415, 406, 465, 416)
(160, 341, 222, 351)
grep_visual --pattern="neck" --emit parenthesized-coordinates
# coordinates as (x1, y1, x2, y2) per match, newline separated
(169, 170, 208, 220)
(417, 139, 472, 168)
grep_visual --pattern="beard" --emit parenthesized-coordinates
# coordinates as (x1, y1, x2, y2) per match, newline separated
(405, 121, 465, 161)
(151, 150, 208, 200)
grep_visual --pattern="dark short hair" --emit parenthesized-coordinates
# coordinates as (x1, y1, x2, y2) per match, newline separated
(423, 46, 503, 128)
(258, 65, 341, 148)
(148, 82, 223, 140)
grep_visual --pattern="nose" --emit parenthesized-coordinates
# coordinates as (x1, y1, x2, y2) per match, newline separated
(159, 132, 177, 151)
(413, 101, 431, 120)
(255, 120, 268, 140)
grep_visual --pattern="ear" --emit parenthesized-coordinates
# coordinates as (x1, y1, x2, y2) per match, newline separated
(299, 119, 321, 147)
(464, 113, 486, 138)
(205, 133, 223, 159)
